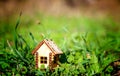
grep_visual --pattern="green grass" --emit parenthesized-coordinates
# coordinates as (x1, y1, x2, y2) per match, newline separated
(0, 14, 120, 76)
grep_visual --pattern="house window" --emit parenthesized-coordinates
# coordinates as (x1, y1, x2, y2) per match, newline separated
(40, 57, 47, 64)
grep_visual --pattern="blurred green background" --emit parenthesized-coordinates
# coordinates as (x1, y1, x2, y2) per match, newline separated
(0, 0, 120, 41)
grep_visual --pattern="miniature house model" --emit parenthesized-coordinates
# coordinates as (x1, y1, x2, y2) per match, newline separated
(32, 39, 63, 69)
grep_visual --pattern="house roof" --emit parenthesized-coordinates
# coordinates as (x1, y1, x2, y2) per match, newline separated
(32, 39, 63, 55)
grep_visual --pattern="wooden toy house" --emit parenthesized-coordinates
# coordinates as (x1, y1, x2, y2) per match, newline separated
(32, 39, 63, 69)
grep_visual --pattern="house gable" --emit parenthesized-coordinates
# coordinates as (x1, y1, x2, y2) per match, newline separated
(37, 43, 52, 56)
(36, 43, 52, 68)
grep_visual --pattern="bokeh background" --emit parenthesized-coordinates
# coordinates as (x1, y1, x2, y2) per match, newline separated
(1, 0, 120, 40)
(1, 0, 120, 17)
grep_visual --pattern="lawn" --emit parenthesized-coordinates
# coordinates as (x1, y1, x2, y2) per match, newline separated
(0, 14, 120, 76)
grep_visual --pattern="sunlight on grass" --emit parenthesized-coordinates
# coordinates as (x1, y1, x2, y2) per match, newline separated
(18, 15, 108, 42)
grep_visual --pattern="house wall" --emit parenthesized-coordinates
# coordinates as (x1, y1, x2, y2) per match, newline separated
(37, 43, 52, 68)
(51, 55, 59, 69)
